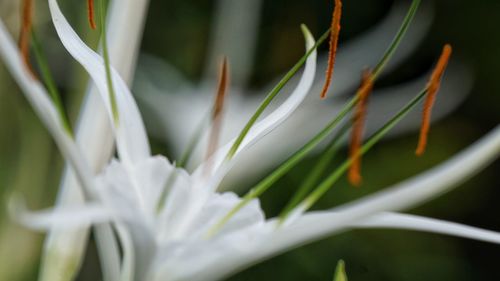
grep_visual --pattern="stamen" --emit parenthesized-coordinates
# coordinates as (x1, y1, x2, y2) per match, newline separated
(204, 57, 230, 174)
(416, 44, 452, 156)
(19, 0, 34, 71)
(320, 0, 342, 99)
(348, 70, 374, 186)
(87, 0, 97, 30)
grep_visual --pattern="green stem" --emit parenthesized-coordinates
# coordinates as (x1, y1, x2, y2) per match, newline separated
(98, 0, 119, 122)
(299, 89, 428, 214)
(207, 96, 358, 237)
(279, 122, 350, 217)
(31, 30, 72, 135)
(372, 0, 421, 79)
(178, 112, 210, 168)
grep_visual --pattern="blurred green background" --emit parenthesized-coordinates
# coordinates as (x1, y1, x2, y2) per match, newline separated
(0, 0, 499, 280)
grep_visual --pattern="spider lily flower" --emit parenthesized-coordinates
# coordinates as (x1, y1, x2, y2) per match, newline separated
(0, 1, 499, 281)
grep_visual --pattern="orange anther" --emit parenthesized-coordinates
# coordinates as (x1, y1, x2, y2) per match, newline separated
(88, 0, 97, 30)
(348, 70, 374, 186)
(19, 0, 34, 72)
(416, 44, 452, 156)
(205, 57, 230, 173)
(320, 0, 342, 99)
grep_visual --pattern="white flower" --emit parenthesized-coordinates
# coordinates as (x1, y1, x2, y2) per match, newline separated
(0, 1, 499, 281)
(40, 2, 472, 279)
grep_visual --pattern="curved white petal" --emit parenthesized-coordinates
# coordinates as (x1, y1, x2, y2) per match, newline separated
(0, 20, 95, 198)
(354, 212, 500, 244)
(47, 0, 150, 165)
(42, 2, 151, 280)
(268, 125, 500, 251)
(193, 25, 317, 185)
(187, 125, 500, 281)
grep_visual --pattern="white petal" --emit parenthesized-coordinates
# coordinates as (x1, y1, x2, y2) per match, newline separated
(193, 25, 317, 185)
(202, 0, 263, 86)
(354, 212, 500, 244)
(42, 1, 151, 279)
(185, 192, 265, 239)
(96, 156, 174, 218)
(0, 19, 96, 199)
(9, 197, 113, 231)
(48, 0, 150, 165)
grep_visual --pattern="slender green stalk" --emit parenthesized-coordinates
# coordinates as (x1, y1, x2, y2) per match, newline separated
(31, 30, 72, 134)
(371, 0, 420, 79)
(297, 89, 428, 214)
(224, 26, 331, 160)
(279, 122, 350, 217)
(178, 113, 210, 168)
(98, 0, 119, 122)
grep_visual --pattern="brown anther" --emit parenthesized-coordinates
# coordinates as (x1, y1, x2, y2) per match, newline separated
(416, 44, 452, 156)
(204, 57, 230, 174)
(87, 0, 97, 30)
(19, 0, 34, 72)
(320, 0, 342, 100)
(348, 69, 374, 186)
